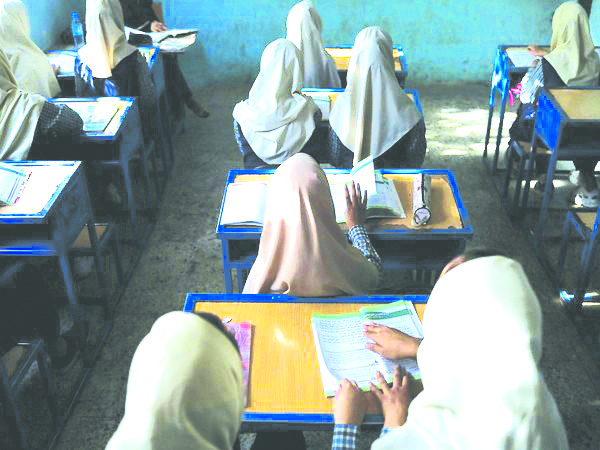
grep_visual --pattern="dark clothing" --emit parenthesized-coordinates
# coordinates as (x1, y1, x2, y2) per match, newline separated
(27, 102, 84, 159)
(327, 118, 427, 169)
(163, 54, 191, 121)
(120, 0, 158, 31)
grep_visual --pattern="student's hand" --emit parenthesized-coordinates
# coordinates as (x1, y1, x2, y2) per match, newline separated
(50, 64, 59, 75)
(364, 323, 421, 359)
(527, 45, 547, 57)
(345, 181, 368, 228)
(370, 368, 410, 428)
(151, 21, 168, 32)
(333, 379, 367, 425)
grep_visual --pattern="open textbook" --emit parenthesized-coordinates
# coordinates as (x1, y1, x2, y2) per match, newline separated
(125, 27, 198, 52)
(0, 163, 29, 206)
(66, 102, 120, 133)
(311, 300, 423, 397)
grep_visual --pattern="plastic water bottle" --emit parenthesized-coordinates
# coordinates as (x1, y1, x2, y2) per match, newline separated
(71, 11, 84, 50)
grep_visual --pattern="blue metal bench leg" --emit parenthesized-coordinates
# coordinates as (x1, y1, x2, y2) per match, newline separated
(556, 212, 574, 287)
(120, 160, 140, 241)
(236, 268, 245, 293)
(0, 365, 29, 449)
(86, 222, 111, 317)
(58, 252, 87, 355)
(139, 145, 158, 210)
(111, 226, 125, 286)
(574, 235, 600, 310)
(35, 345, 60, 430)
(483, 104, 494, 159)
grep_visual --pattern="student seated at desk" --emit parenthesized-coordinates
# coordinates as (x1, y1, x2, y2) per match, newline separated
(243, 153, 381, 296)
(106, 311, 244, 450)
(509, 1, 600, 207)
(331, 252, 568, 450)
(328, 27, 426, 169)
(0, 49, 82, 160)
(285, 0, 341, 89)
(0, 0, 60, 98)
(232, 39, 323, 169)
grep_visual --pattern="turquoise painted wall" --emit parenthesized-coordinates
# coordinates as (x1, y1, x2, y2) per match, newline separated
(164, 0, 565, 86)
(21, 0, 84, 51)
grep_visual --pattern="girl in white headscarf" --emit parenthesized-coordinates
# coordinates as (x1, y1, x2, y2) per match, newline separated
(328, 27, 426, 169)
(286, 0, 341, 89)
(331, 255, 569, 450)
(0, 0, 61, 98)
(105, 311, 244, 450)
(232, 39, 323, 169)
(0, 49, 82, 161)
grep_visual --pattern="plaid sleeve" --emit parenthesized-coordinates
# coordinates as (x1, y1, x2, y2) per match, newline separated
(332, 424, 359, 450)
(348, 225, 383, 272)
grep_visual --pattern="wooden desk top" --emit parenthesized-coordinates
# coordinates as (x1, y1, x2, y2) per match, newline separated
(326, 47, 403, 71)
(232, 173, 464, 231)
(549, 89, 600, 121)
(190, 300, 425, 414)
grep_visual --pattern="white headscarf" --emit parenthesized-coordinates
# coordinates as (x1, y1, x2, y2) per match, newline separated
(372, 256, 569, 450)
(106, 311, 244, 450)
(0, 0, 60, 97)
(79, 0, 138, 79)
(286, 0, 341, 88)
(329, 27, 420, 165)
(0, 49, 45, 161)
(232, 39, 319, 165)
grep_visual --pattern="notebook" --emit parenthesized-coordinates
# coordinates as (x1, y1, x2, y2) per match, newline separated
(67, 102, 120, 133)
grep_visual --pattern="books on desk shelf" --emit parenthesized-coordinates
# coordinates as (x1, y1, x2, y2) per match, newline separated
(311, 300, 423, 397)
(301, 89, 342, 120)
(225, 321, 252, 406)
(67, 102, 120, 132)
(0, 163, 29, 206)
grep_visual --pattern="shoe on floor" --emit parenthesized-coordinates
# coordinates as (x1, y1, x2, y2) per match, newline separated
(186, 99, 210, 118)
(574, 188, 600, 208)
(50, 335, 79, 373)
(532, 175, 554, 197)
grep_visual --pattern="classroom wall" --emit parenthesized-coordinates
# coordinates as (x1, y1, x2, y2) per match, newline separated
(21, 0, 84, 51)
(164, 0, 564, 87)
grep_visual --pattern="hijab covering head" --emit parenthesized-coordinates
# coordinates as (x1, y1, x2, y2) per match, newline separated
(285, 0, 341, 88)
(79, 0, 137, 79)
(0, 49, 45, 160)
(243, 153, 379, 296)
(373, 256, 569, 450)
(0, 0, 60, 97)
(232, 39, 319, 165)
(106, 311, 244, 450)
(545, 1, 600, 85)
(329, 27, 420, 165)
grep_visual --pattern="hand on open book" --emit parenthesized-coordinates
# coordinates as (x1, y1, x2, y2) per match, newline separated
(370, 368, 410, 428)
(527, 45, 547, 57)
(345, 181, 368, 228)
(151, 21, 168, 32)
(333, 379, 367, 425)
(364, 323, 421, 359)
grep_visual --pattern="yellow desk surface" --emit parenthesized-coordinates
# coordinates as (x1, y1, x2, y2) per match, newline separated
(326, 47, 403, 71)
(549, 89, 600, 121)
(232, 173, 464, 231)
(192, 301, 425, 414)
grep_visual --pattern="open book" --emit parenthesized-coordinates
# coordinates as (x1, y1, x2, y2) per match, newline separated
(301, 88, 342, 120)
(0, 164, 29, 206)
(311, 300, 423, 397)
(66, 102, 120, 132)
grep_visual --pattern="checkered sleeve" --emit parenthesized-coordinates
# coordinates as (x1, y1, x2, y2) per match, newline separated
(332, 424, 359, 450)
(348, 225, 383, 272)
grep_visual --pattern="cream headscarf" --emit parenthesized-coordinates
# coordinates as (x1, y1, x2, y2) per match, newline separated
(286, 0, 341, 88)
(243, 153, 379, 296)
(329, 27, 420, 165)
(372, 256, 569, 450)
(105, 311, 244, 450)
(79, 0, 138, 79)
(0, 49, 45, 161)
(232, 39, 319, 165)
(0, 0, 60, 97)
(544, 1, 600, 86)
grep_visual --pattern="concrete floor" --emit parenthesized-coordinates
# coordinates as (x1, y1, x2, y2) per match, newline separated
(39, 80, 600, 449)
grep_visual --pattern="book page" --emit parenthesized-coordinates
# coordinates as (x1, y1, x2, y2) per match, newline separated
(350, 155, 376, 196)
(67, 102, 120, 132)
(219, 182, 268, 226)
(366, 174, 406, 219)
(505, 48, 538, 68)
(47, 52, 76, 76)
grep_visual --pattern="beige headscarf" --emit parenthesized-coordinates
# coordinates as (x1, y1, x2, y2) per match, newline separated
(372, 256, 569, 450)
(79, 0, 138, 79)
(243, 153, 379, 296)
(0, 0, 60, 97)
(232, 39, 319, 165)
(329, 27, 420, 165)
(0, 49, 45, 161)
(286, 1, 341, 88)
(544, 1, 600, 85)
(105, 311, 244, 450)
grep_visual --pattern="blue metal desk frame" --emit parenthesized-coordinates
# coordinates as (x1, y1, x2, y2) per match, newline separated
(216, 168, 472, 293)
(183, 292, 428, 430)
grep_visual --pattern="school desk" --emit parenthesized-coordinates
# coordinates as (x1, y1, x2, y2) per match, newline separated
(183, 292, 427, 431)
(483, 44, 600, 175)
(325, 45, 408, 88)
(0, 161, 106, 357)
(217, 168, 472, 293)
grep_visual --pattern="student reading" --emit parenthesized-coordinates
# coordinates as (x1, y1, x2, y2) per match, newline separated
(118, 0, 210, 118)
(0, 49, 82, 161)
(0, 0, 60, 98)
(105, 311, 244, 450)
(232, 39, 324, 169)
(509, 1, 600, 207)
(328, 27, 426, 169)
(285, 0, 341, 89)
(330, 253, 568, 450)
